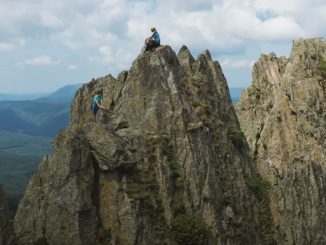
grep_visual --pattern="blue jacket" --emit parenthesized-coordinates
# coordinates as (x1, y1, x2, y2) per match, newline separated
(152, 31, 160, 45)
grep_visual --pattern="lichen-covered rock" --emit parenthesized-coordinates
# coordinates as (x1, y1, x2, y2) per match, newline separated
(236, 38, 326, 245)
(0, 186, 15, 245)
(15, 46, 275, 244)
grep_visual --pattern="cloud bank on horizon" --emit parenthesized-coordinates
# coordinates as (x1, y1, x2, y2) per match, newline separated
(0, 0, 325, 93)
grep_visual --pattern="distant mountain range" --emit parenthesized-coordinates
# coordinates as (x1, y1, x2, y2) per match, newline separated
(37, 84, 83, 103)
(0, 84, 81, 137)
(0, 93, 49, 101)
(0, 84, 81, 101)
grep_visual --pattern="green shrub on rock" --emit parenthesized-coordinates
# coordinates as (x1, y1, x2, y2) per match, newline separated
(317, 56, 326, 79)
(245, 175, 271, 199)
(171, 214, 205, 245)
(227, 128, 246, 149)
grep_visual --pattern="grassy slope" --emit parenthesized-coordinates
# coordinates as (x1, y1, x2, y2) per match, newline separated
(0, 85, 79, 213)
(0, 131, 52, 155)
(0, 152, 44, 213)
(0, 131, 53, 213)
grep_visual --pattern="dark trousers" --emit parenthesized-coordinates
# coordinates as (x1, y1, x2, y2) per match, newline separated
(145, 41, 160, 51)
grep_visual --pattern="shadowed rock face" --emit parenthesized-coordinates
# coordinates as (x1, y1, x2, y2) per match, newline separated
(14, 46, 275, 244)
(236, 38, 326, 245)
(0, 186, 15, 245)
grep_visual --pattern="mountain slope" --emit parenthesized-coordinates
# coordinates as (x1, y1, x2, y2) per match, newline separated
(0, 130, 52, 213)
(0, 130, 52, 154)
(37, 84, 82, 102)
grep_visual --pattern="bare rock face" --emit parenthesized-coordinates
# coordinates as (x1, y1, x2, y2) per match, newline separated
(0, 186, 15, 245)
(236, 38, 326, 245)
(15, 46, 275, 244)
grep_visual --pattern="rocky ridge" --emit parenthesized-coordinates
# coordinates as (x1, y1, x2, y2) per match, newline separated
(236, 38, 326, 245)
(14, 46, 275, 244)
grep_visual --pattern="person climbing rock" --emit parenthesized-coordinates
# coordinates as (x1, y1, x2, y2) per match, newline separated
(91, 90, 105, 121)
(145, 27, 160, 51)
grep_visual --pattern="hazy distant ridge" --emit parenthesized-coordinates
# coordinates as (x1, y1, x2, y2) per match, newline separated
(0, 84, 82, 137)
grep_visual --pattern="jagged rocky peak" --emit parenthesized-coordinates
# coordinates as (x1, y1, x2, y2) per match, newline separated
(252, 52, 288, 88)
(14, 45, 275, 244)
(0, 186, 15, 244)
(290, 37, 326, 63)
(177, 45, 194, 68)
(70, 45, 237, 129)
(236, 38, 326, 245)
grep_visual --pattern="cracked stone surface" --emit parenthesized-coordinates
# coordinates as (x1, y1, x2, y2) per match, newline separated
(236, 38, 326, 245)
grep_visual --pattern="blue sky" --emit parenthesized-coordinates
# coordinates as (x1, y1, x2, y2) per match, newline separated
(1, 0, 326, 93)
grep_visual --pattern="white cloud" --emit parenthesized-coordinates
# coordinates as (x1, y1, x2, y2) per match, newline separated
(253, 0, 310, 14)
(1, 0, 323, 55)
(0, 42, 15, 52)
(24, 55, 61, 65)
(67, 64, 77, 70)
(1, 0, 326, 92)
(99, 46, 112, 61)
(39, 11, 64, 29)
(0, 0, 325, 45)
(0, 39, 25, 52)
(17, 55, 61, 69)
(220, 58, 255, 69)
(90, 45, 135, 71)
(259, 16, 304, 39)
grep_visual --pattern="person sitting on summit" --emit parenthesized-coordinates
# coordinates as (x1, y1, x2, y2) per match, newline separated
(145, 27, 160, 51)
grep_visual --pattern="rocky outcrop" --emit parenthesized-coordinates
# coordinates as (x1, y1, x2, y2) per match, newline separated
(0, 186, 15, 245)
(236, 38, 326, 245)
(15, 46, 275, 244)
